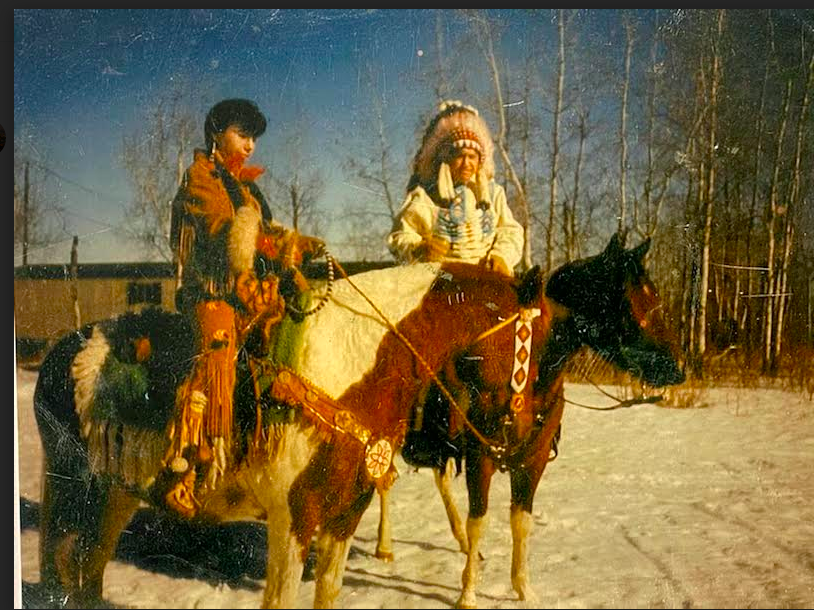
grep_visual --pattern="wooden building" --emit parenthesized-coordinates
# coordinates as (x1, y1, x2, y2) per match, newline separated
(13, 260, 393, 359)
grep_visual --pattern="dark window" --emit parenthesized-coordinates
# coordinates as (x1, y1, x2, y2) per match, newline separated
(127, 282, 162, 306)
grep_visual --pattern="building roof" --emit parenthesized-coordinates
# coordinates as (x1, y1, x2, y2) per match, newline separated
(14, 260, 395, 281)
(14, 262, 175, 280)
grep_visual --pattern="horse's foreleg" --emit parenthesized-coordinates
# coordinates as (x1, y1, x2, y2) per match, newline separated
(456, 453, 495, 609)
(509, 506, 538, 603)
(262, 518, 306, 609)
(434, 459, 468, 553)
(313, 531, 352, 609)
(508, 422, 559, 603)
(457, 514, 488, 609)
(374, 487, 393, 561)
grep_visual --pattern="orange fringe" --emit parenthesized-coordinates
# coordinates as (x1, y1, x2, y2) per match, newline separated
(199, 343, 236, 444)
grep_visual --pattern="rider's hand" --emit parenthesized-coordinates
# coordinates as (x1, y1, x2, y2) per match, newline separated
(297, 235, 325, 261)
(235, 270, 261, 309)
(416, 235, 449, 262)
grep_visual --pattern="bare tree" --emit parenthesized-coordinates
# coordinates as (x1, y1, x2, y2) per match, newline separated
(762, 80, 792, 372)
(14, 149, 59, 265)
(618, 15, 635, 234)
(335, 58, 404, 261)
(769, 50, 813, 372)
(120, 89, 197, 262)
(693, 10, 725, 373)
(632, 11, 679, 242)
(467, 10, 534, 272)
(547, 9, 567, 274)
(264, 121, 325, 238)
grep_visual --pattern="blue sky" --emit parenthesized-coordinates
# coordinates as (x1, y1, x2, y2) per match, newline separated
(14, 9, 641, 265)
(14, 10, 449, 263)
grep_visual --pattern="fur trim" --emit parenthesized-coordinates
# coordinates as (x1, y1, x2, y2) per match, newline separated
(474, 167, 492, 208)
(437, 162, 456, 201)
(84, 421, 167, 488)
(413, 101, 495, 188)
(72, 326, 111, 440)
(228, 205, 262, 274)
(71, 325, 168, 488)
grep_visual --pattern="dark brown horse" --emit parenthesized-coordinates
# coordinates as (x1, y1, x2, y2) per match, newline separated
(374, 232, 685, 608)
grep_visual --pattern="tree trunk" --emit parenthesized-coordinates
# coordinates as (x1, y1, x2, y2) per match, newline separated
(743, 35, 771, 357)
(547, 9, 566, 274)
(763, 80, 792, 373)
(568, 112, 587, 262)
(618, 18, 634, 234)
(476, 11, 533, 274)
(773, 52, 814, 369)
(693, 9, 725, 377)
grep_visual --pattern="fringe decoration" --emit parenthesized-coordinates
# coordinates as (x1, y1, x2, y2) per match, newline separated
(437, 162, 456, 202)
(250, 420, 321, 466)
(72, 326, 111, 440)
(175, 381, 206, 451)
(205, 436, 228, 491)
(177, 220, 196, 273)
(474, 168, 492, 209)
(199, 341, 236, 445)
(85, 421, 169, 489)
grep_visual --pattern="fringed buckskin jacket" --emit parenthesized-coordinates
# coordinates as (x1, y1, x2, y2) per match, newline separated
(170, 149, 287, 314)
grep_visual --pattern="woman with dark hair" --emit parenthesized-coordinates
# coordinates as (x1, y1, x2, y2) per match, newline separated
(165, 98, 324, 516)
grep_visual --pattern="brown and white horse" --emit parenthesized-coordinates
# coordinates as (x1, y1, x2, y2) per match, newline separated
(33, 254, 553, 608)
(374, 232, 685, 608)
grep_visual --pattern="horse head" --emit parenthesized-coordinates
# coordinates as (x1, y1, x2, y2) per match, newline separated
(545, 231, 685, 388)
(429, 232, 684, 462)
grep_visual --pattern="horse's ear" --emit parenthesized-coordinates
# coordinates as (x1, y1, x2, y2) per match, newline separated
(603, 231, 625, 260)
(630, 237, 651, 262)
(517, 265, 544, 307)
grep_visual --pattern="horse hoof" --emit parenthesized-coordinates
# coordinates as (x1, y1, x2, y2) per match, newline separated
(374, 550, 394, 562)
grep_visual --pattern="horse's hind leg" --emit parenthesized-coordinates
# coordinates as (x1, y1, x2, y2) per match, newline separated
(434, 458, 468, 553)
(40, 464, 138, 608)
(38, 453, 80, 603)
(457, 452, 496, 609)
(39, 461, 139, 608)
(313, 531, 352, 609)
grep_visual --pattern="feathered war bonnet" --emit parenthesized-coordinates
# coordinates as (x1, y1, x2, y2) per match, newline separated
(410, 100, 496, 207)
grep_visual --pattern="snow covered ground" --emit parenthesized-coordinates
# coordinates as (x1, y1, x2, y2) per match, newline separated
(15, 366, 814, 608)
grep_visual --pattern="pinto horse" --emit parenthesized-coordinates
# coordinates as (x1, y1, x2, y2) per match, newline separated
(33, 257, 554, 608)
(373, 232, 685, 608)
